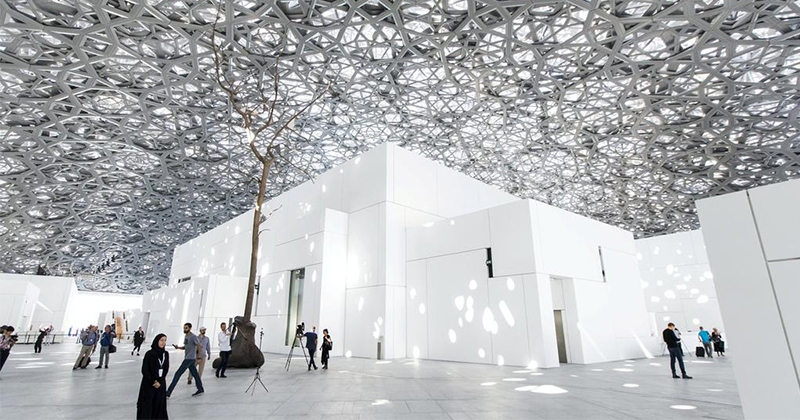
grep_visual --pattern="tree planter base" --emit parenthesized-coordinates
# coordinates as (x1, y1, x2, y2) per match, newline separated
(212, 316, 265, 369)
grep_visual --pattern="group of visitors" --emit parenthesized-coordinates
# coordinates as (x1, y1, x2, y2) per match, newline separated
(662, 323, 725, 379)
(72, 324, 117, 369)
(137, 322, 234, 419)
(301, 325, 333, 371)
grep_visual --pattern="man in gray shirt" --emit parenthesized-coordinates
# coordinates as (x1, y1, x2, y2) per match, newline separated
(166, 322, 204, 397)
(188, 327, 211, 385)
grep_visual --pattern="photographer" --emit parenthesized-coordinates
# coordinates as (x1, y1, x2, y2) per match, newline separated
(0, 325, 18, 374)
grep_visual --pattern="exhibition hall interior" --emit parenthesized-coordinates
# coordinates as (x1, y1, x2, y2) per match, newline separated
(0, 0, 798, 419)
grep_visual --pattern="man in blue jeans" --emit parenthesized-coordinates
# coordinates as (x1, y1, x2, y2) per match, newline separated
(166, 323, 204, 397)
(663, 322, 692, 379)
(698, 326, 713, 358)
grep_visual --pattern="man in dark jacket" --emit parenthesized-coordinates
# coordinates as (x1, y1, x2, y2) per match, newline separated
(663, 323, 692, 379)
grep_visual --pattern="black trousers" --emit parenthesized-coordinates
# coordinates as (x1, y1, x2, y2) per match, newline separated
(216, 350, 231, 376)
(133, 341, 143, 353)
(0, 349, 10, 372)
(321, 348, 329, 367)
(308, 348, 317, 369)
(668, 346, 687, 375)
(34, 341, 43, 353)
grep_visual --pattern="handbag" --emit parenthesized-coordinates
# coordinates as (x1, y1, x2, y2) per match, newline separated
(109, 344, 117, 353)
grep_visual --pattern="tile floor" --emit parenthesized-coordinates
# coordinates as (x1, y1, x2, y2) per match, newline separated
(0, 343, 742, 419)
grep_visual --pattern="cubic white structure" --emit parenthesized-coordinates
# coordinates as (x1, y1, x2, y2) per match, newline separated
(154, 144, 657, 365)
(697, 179, 800, 419)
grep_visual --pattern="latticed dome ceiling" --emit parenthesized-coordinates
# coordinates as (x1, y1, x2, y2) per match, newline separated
(1, 0, 799, 293)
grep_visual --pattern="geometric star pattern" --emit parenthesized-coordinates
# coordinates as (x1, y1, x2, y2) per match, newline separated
(1, 0, 799, 293)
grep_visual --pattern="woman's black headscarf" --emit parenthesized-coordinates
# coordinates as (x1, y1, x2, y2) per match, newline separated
(150, 333, 167, 354)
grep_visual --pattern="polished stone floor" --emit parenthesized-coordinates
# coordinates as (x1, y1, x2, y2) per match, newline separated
(0, 343, 742, 419)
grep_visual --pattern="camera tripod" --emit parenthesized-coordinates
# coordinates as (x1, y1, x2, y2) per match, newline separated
(245, 329, 269, 395)
(284, 335, 309, 371)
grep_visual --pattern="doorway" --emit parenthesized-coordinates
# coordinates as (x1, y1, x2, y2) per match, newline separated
(285, 268, 305, 345)
(553, 310, 569, 364)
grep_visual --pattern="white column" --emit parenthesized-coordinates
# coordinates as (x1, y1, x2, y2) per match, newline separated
(697, 183, 800, 419)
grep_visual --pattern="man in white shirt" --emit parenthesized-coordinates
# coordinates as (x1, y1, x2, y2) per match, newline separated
(216, 322, 232, 378)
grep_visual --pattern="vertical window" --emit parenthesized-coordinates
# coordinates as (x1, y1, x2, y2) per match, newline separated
(285, 268, 305, 345)
(598, 246, 607, 282)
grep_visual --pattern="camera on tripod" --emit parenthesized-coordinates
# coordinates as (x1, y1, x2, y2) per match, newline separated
(295, 322, 305, 337)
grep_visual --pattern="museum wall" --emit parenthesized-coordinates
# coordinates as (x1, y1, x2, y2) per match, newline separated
(0, 277, 39, 331)
(405, 199, 655, 367)
(697, 179, 800, 419)
(635, 230, 725, 343)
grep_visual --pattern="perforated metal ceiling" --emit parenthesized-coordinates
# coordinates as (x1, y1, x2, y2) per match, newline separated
(1, 0, 799, 293)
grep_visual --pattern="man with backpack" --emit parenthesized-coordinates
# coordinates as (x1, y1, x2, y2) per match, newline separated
(73, 325, 99, 370)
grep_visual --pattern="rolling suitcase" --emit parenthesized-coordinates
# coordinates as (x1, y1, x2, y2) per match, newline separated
(695, 346, 705, 357)
(79, 356, 92, 368)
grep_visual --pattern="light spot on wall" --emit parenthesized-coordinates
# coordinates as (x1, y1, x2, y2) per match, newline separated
(449, 219, 455, 226)
(354, 157, 361, 165)
(497, 355, 505, 366)
(527, 360, 539, 370)
(322, 184, 327, 193)
(690, 288, 699, 295)
(377, 317, 383, 326)
(469, 280, 477, 290)
(312, 270, 318, 283)
(636, 253, 642, 261)
(482, 307, 498, 333)
(412, 346, 420, 358)
(345, 350, 352, 357)
(653, 247, 660, 255)
(692, 318, 700, 325)
(478, 348, 486, 358)
(267, 287, 272, 296)
(448, 329, 457, 343)
(358, 296, 364, 312)
(499, 300, 515, 327)
(703, 271, 713, 279)
(663, 316, 670, 321)
(211, 248, 215, 256)
(409, 288, 417, 299)
(650, 296, 660, 303)
(662, 305, 668, 311)
(465, 306, 474, 323)
(423, 222, 435, 228)
(507, 278, 515, 291)
(458, 317, 463, 327)
(235, 226, 240, 235)
(664, 290, 676, 299)
(419, 303, 426, 315)
(309, 241, 315, 253)
(641, 281, 649, 289)
(656, 280, 663, 286)
(666, 265, 674, 275)
(455, 296, 465, 311)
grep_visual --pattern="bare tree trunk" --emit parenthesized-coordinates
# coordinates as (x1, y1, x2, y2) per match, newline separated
(243, 156, 272, 322)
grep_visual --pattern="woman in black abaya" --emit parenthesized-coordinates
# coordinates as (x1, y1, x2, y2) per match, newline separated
(137, 333, 169, 420)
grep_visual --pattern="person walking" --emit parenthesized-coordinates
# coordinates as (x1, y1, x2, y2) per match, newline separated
(189, 327, 211, 385)
(215, 322, 232, 378)
(137, 333, 169, 420)
(320, 329, 332, 370)
(663, 323, 692, 379)
(166, 323, 204, 397)
(711, 328, 725, 356)
(73, 325, 99, 370)
(96, 325, 114, 369)
(34, 325, 51, 354)
(132, 326, 145, 356)
(304, 326, 319, 371)
(0, 325, 17, 374)
(698, 326, 713, 358)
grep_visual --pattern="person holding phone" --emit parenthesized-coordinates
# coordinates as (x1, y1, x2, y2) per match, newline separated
(137, 333, 169, 419)
(165, 323, 204, 397)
